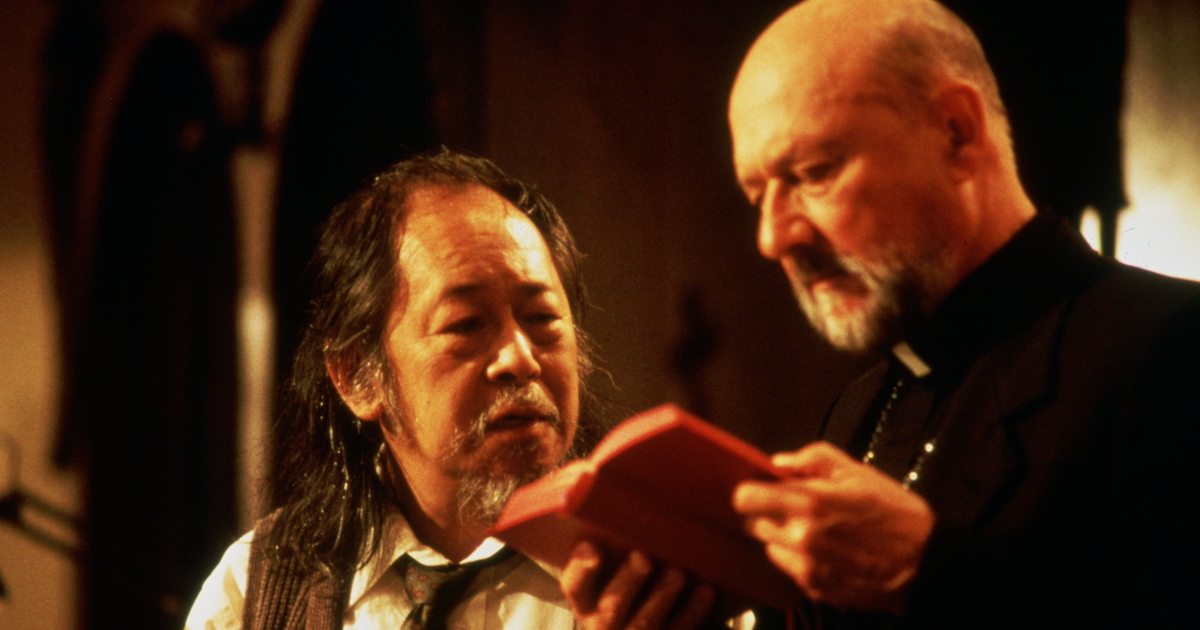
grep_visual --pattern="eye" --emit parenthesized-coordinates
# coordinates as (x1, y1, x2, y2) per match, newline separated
(525, 312, 562, 327)
(803, 163, 832, 182)
(523, 310, 566, 346)
(441, 316, 482, 335)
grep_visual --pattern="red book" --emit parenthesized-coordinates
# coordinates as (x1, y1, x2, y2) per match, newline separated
(489, 404, 802, 609)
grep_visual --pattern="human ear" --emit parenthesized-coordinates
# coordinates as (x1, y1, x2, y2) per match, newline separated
(325, 352, 384, 421)
(933, 82, 988, 178)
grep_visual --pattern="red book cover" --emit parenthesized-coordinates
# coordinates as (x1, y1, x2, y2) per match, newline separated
(489, 404, 802, 609)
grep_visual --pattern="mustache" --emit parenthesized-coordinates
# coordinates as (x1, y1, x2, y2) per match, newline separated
(787, 241, 852, 284)
(453, 385, 563, 452)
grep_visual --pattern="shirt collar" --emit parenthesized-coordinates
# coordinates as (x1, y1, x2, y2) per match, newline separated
(891, 341, 932, 378)
(898, 210, 1107, 382)
(346, 505, 559, 608)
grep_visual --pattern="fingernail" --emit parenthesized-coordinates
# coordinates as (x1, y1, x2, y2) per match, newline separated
(572, 540, 599, 564)
(732, 484, 749, 507)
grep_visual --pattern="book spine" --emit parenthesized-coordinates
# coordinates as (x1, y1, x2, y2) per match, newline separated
(563, 468, 597, 515)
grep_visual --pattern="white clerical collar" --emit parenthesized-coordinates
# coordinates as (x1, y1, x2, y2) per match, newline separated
(892, 341, 932, 378)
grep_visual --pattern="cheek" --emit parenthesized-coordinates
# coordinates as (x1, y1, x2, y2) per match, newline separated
(543, 345, 580, 419)
(838, 168, 930, 254)
(385, 342, 470, 445)
(555, 333, 581, 386)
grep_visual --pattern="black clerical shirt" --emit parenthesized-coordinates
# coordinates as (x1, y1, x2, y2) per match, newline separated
(845, 210, 1107, 486)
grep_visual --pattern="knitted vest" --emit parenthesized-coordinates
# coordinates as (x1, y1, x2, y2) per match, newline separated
(242, 515, 352, 630)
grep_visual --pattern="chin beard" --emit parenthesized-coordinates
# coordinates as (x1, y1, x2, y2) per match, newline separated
(794, 264, 907, 352)
(790, 246, 945, 353)
(448, 386, 578, 527)
(452, 440, 557, 526)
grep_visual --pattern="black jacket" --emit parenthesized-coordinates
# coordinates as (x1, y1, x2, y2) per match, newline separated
(813, 213, 1200, 629)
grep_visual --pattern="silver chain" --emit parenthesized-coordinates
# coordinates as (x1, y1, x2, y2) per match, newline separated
(861, 377, 937, 490)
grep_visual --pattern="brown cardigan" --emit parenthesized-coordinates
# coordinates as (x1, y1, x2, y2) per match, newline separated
(242, 516, 351, 630)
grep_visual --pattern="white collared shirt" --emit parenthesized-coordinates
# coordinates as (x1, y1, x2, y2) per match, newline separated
(183, 507, 576, 630)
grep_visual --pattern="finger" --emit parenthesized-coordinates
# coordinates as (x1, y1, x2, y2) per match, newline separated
(626, 565, 689, 630)
(561, 540, 605, 614)
(745, 513, 812, 550)
(771, 441, 853, 475)
(592, 550, 655, 628)
(732, 479, 815, 517)
(665, 583, 716, 630)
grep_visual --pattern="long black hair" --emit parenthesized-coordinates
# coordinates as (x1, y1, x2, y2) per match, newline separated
(266, 148, 600, 579)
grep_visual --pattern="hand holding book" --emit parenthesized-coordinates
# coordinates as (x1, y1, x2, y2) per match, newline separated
(490, 404, 804, 610)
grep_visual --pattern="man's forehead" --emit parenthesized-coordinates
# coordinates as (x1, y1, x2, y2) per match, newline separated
(731, 61, 865, 174)
(732, 0, 893, 112)
(440, 280, 555, 304)
(733, 33, 873, 111)
(400, 185, 525, 254)
(731, 13, 897, 179)
(403, 183, 512, 229)
(396, 183, 559, 291)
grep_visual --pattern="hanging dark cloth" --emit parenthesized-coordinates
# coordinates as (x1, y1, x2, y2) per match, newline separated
(78, 31, 240, 630)
(272, 0, 438, 383)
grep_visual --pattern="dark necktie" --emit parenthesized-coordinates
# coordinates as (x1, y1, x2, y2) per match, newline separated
(398, 547, 515, 630)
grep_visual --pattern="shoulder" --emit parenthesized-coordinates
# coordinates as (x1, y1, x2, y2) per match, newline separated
(1061, 261, 1200, 377)
(1075, 260, 1200, 323)
(184, 529, 256, 630)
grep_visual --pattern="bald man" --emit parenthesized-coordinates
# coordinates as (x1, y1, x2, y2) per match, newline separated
(718, 0, 1200, 628)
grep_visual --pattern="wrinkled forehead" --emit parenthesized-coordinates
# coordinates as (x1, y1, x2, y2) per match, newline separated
(730, 42, 876, 171)
(734, 23, 880, 115)
(394, 183, 561, 295)
(399, 184, 533, 258)
(404, 182, 502, 228)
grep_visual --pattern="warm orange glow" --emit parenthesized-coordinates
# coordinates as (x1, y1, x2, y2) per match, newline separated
(1118, 0, 1200, 281)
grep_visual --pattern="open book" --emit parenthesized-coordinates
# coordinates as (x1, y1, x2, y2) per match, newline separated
(489, 404, 802, 609)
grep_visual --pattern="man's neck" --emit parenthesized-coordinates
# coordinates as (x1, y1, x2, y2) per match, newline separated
(964, 167, 1037, 275)
(406, 508, 489, 563)
(391, 476, 488, 563)
(929, 169, 1037, 315)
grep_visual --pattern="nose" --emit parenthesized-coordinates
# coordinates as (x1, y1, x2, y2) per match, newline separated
(486, 322, 541, 384)
(757, 178, 816, 260)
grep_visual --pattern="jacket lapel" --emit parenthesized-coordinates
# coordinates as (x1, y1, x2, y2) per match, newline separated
(916, 299, 1069, 530)
(821, 361, 891, 451)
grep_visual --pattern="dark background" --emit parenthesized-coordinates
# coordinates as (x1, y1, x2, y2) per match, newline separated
(2, 0, 1154, 628)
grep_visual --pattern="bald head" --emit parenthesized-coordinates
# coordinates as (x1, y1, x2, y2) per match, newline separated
(728, 0, 1035, 352)
(731, 0, 1008, 163)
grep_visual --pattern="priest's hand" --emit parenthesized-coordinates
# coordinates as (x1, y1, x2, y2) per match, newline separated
(560, 540, 717, 630)
(733, 441, 935, 614)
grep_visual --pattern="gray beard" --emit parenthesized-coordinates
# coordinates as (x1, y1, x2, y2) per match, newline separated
(448, 385, 575, 526)
(788, 244, 947, 353)
(452, 457, 545, 526)
(792, 255, 908, 352)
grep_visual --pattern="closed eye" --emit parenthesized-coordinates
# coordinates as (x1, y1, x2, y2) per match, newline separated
(526, 312, 562, 326)
(441, 316, 482, 335)
(799, 160, 839, 184)
(804, 164, 832, 182)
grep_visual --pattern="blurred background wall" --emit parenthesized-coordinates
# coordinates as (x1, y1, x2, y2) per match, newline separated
(1, 0, 1197, 628)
